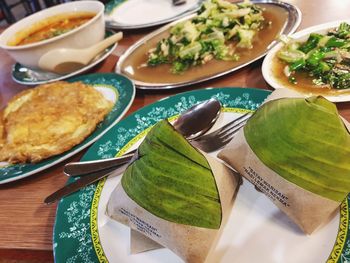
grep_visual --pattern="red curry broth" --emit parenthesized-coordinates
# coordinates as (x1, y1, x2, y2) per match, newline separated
(8, 12, 96, 46)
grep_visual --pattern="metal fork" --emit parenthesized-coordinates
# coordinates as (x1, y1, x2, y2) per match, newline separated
(189, 112, 251, 152)
(65, 112, 252, 177)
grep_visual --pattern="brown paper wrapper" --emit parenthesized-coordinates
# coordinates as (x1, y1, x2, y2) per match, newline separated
(130, 229, 162, 254)
(218, 130, 339, 234)
(217, 89, 349, 234)
(106, 153, 240, 262)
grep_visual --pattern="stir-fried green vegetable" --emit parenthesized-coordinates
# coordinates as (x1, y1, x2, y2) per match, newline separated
(278, 22, 350, 89)
(147, 0, 265, 73)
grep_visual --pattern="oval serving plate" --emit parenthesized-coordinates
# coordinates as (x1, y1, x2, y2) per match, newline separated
(115, 1, 301, 90)
(104, 0, 202, 30)
(262, 19, 350, 103)
(0, 73, 135, 184)
(54, 87, 348, 263)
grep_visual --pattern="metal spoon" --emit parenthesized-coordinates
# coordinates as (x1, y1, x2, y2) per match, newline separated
(44, 99, 221, 204)
(64, 98, 221, 177)
(38, 32, 123, 74)
(173, 0, 186, 5)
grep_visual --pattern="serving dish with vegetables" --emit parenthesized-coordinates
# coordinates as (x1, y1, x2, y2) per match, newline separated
(147, 0, 266, 74)
(116, 0, 301, 90)
(262, 20, 350, 102)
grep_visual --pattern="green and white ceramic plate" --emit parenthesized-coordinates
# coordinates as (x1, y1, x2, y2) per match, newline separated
(53, 87, 349, 263)
(0, 73, 135, 184)
(12, 31, 117, 86)
(105, 0, 201, 30)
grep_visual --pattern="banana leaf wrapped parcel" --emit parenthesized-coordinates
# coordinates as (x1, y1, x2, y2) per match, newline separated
(106, 120, 240, 262)
(218, 94, 350, 234)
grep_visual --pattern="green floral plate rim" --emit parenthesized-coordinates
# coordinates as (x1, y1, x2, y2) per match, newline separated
(53, 87, 350, 262)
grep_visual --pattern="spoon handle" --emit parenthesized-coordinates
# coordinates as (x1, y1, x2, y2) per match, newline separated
(63, 99, 221, 178)
(64, 151, 136, 177)
(87, 31, 123, 55)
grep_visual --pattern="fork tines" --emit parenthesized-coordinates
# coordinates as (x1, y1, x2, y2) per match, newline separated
(190, 112, 252, 152)
(217, 113, 251, 137)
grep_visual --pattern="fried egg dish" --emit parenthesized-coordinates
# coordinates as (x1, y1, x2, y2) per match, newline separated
(0, 81, 114, 163)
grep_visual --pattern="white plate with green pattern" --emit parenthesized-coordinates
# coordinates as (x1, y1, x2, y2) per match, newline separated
(53, 87, 348, 262)
(0, 73, 135, 184)
(104, 0, 201, 30)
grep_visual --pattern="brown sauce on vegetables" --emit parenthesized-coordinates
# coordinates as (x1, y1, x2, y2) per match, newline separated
(272, 55, 350, 96)
(120, 4, 288, 84)
(8, 12, 96, 46)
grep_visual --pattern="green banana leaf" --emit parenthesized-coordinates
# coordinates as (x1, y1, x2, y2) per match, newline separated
(244, 96, 350, 202)
(122, 120, 222, 229)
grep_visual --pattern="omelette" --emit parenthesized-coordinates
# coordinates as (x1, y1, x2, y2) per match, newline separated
(0, 81, 114, 163)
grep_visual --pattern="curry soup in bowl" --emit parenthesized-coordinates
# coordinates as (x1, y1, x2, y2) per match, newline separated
(8, 12, 96, 46)
(0, 1, 104, 70)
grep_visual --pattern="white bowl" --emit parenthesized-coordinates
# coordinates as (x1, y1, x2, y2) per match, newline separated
(0, 1, 105, 70)
(262, 19, 350, 103)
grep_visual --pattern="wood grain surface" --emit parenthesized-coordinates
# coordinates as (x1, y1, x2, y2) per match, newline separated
(1, 0, 350, 261)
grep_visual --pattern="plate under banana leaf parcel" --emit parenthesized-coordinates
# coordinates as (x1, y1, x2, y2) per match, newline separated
(115, 0, 301, 90)
(54, 87, 349, 263)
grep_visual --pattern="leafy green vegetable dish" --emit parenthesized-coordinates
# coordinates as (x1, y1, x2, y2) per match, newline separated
(147, 0, 266, 73)
(278, 22, 350, 90)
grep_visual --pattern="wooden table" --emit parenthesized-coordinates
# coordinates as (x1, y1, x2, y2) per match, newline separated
(1, 0, 350, 261)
